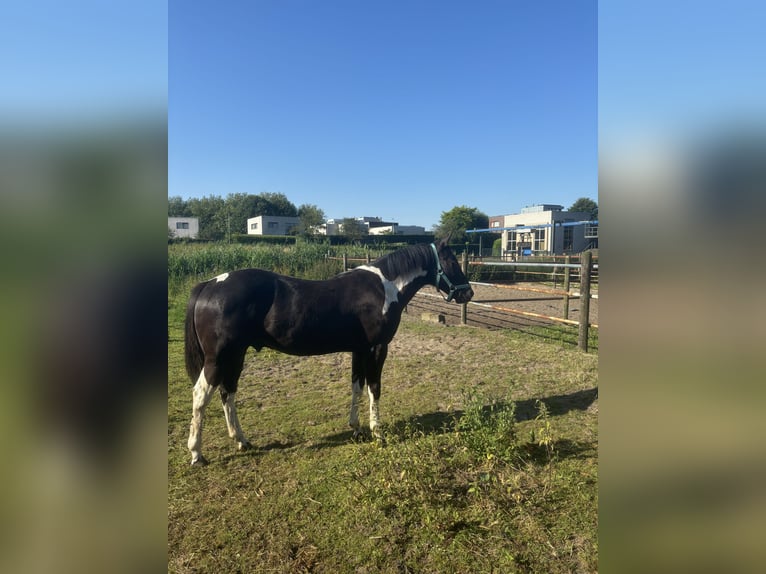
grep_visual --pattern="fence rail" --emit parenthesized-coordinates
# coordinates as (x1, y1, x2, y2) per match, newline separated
(468, 259, 598, 287)
(414, 291, 585, 327)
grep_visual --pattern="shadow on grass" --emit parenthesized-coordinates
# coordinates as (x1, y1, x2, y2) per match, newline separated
(306, 429, 371, 450)
(515, 386, 598, 421)
(398, 386, 598, 432)
(308, 387, 598, 452)
(519, 437, 597, 465)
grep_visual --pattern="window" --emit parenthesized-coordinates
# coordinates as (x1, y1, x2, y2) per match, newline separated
(176, 222, 189, 229)
(563, 227, 574, 251)
(534, 229, 546, 253)
(268, 221, 279, 229)
(250, 223, 258, 230)
(508, 232, 516, 254)
(491, 221, 500, 228)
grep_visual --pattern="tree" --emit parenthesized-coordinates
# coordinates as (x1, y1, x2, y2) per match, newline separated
(168, 195, 190, 217)
(340, 218, 366, 243)
(435, 206, 489, 243)
(258, 192, 298, 217)
(297, 204, 325, 236)
(187, 195, 227, 240)
(568, 197, 598, 219)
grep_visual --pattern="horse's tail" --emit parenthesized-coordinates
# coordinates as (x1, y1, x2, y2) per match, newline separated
(184, 281, 209, 383)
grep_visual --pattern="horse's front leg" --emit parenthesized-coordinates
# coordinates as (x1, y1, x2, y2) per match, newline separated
(367, 381, 381, 439)
(349, 352, 365, 438)
(365, 344, 388, 440)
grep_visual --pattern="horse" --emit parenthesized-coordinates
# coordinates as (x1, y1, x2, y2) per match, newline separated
(184, 239, 473, 466)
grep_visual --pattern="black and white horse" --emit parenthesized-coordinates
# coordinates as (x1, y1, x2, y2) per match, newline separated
(184, 239, 473, 465)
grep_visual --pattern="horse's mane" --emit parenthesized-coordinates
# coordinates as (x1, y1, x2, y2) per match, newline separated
(373, 244, 435, 281)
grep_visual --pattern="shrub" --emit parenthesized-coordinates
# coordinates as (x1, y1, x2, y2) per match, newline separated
(456, 390, 518, 464)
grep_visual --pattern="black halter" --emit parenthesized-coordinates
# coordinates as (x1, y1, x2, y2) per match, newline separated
(430, 243, 472, 303)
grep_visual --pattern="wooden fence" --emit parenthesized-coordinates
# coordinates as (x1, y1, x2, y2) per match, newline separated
(466, 252, 596, 351)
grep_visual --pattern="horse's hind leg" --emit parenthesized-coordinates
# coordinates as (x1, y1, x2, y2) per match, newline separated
(219, 346, 252, 452)
(187, 367, 217, 466)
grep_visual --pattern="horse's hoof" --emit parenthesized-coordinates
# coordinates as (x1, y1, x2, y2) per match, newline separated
(191, 455, 209, 467)
(238, 441, 253, 452)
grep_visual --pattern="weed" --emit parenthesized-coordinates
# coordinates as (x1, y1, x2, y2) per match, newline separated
(456, 389, 518, 464)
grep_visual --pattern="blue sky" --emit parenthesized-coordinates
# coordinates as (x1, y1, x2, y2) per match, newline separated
(1, 1, 167, 121)
(599, 1, 766, 150)
(169, 0, 597, 230)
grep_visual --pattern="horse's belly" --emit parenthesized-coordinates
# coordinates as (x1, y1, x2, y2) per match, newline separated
(261, 336, 365, 356)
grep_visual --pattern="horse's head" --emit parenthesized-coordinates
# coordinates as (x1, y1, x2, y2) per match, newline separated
(432, 238, 474, 304)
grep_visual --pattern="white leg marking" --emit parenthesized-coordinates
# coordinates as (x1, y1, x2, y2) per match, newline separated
(368, 385, 381, 438)
(222, 391, 251, 450)
(188, 369, 216, 465)
(349, 379, 363, 433)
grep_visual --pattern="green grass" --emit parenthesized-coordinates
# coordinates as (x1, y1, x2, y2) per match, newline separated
(168, 244, 598, 573)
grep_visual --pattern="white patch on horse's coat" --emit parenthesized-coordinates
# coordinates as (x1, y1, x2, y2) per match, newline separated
(215, 272, 229, 282)
(188, 369, 216, 465)
(357, 265, 427, 315)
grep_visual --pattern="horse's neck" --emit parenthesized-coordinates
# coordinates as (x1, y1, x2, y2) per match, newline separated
(393, 267, 433, 307)
(373, 246, 435, 307)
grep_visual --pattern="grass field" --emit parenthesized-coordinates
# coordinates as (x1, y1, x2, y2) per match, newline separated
(168, 243, 598, 573)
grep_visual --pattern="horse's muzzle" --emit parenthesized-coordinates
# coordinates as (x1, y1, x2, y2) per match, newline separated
(452, 287, 474, 304)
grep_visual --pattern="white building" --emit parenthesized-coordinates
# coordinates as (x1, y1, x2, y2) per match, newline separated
(316, 221, 340, 236)
(487, 204, 597, 256)
(368, 224, 397, 235)
(319, 217, 426, 236)
(168, 217, 199, 239)
(246, 215, 301, 236)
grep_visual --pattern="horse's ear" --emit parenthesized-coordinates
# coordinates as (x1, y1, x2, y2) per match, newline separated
(439, 231, 453, 247)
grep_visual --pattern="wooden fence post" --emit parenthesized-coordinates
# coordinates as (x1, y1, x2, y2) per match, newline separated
(563, 255, 571, 320)
(578, 251, 592, 352)
(343, 252, 348, 271)
(461, 249, 468, 325)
